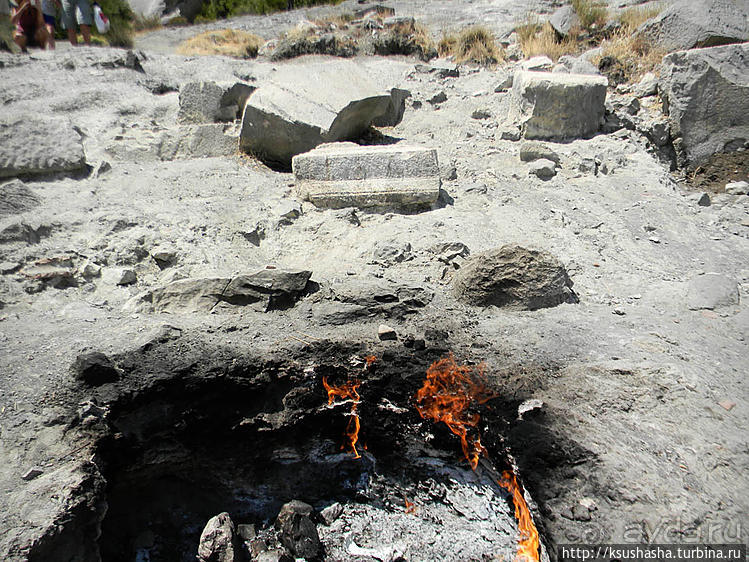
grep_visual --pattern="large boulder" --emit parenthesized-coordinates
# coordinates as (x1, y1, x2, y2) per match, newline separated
(637, 0, 749, 52)
(292, 142, 440, 209)
(0, 115, 86, 178)
(452, 245, 577, 310)
(508, 71, 608, 141)
(197, 513, 238, 562)
(240, 60, 407, 169)
(659, 43, 749, 169)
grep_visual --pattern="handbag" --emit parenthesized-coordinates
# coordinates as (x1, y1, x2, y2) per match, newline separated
(92, 2, 109, 33)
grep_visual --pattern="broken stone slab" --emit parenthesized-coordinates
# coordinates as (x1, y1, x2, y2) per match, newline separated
(659, 43, 749, 169)
(520, 56, 553, 72)
(178, 81, 256, 124)
(197, 512, 239, 562)
(240, 60, 406, 169)
(148, 269, 312, 313)
(555, 55, 600, 76)
(0, 115, 86, 179)
(687, 273, 739, 311)
(292, 142, 440, 209)
(725, 181, 749, 195)
(452, 245, 577, 310)
(637, 0, 749, 52)
(509, 71, 608, 140)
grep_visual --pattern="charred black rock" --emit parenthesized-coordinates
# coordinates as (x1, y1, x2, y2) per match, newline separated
(274, 500, 321, 559)
(71, 352, 119, 386)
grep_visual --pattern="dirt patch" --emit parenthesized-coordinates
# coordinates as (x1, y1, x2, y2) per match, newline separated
(686, 151, 749, 193)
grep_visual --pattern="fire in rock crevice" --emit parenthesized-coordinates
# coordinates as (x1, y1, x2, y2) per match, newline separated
(322, 376, 362, 459)
(415, 353, 540, 562)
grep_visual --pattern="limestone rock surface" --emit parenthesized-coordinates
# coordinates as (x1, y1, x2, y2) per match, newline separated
(293, 142, 440, 209)
(0, 115, 86, 178)
(509, 71, 608, 140)
(659, 43, 749, 168)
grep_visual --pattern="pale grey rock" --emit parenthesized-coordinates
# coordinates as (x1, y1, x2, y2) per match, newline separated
(79, 261, 102, 278)
(453, 245, 577, 310)
(498, 125, 521, 141)
(150, 246, 177, 268)
(687, 273, 739, 310)
(378, 324, 397, 340)
(292, 143, 440, 209)
(521, 55, 553, 72)
(320, 503, 343, 525)
(275, 500, 320, 560)
(637, 0, 749, 52)
(148, 270, 312, 313)
(556, 55, 600, 76)
(0, 180, 40, 217)
(240, 60, 402, 169)
(0, 115, 86, 178)
(509, 71, 608, 140)
(519, 141, 560, 164)
(529, 158, 557, 180)
(197, 512, 238, 562)
(725, 180, 749, 195)
(158, 124, 238, 160)
(660, 43, 749, 168)
(634, 72, 658, 98)
(21, 467, 44, 481)
(104, 268, 137, 286)
(549, 5, 580, 37)
(494, 73, 513, 92)
(178, 81, 255, 124)
(371, 241, 413, 265)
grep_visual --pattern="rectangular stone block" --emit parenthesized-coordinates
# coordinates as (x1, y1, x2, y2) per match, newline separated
(292, 143, 440, 209)
(509, 71, 608, 140)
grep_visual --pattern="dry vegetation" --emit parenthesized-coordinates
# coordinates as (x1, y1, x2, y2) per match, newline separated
(438, 26, 503, 66)
(514, 1, 665, 81)
(515, 17, 578, 61)
(177, 29, 264, 58)
(133, 14, 162, 32)
(594, 5, 667, 83)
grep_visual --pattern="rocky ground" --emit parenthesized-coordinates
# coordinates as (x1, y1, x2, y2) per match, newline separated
(1, 0, 748, 561)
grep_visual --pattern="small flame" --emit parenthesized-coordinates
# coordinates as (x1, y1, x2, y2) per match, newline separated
(403, 496, 417, 514)
(322, 376, 362, 459)
(498, 470, 540, 562)
(365, 355, 377, 367)
(415, 354, 495, 470)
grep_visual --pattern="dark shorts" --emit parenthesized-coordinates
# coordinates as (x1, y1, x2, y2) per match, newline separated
(43, 12, 54, 26)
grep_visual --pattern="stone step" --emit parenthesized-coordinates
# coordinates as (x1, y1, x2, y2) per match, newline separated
(292, 143, 440, 209)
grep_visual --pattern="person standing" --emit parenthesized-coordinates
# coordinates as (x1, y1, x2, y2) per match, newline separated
(60, 0, 90, 45)
(40, 0, 58, 48)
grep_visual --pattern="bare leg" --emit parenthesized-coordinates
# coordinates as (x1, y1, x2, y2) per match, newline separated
(80, 23, 90, 45)
(67, 27, 77, 45)
(45, 23, 55, 48)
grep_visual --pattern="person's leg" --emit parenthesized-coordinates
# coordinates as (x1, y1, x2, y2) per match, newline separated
(43, 13, 54, 48)
(79, 22, 89, 44)
(60, 0, 77, 44)
(76, 0, 91, 45)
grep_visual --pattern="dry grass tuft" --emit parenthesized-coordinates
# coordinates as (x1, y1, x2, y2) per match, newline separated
(133, 14, 162, 32)
(617, 4, 662, 32)
(516, 18, 580, 61)
(439, 26, 503, 66)
(177, 29, 264, 58)
(595, 32, 667, 83)
(571, 0, 608, 29)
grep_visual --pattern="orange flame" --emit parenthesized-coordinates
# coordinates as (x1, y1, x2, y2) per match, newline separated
(498, 470, 540, 562)
(322, 376, 362, 459)
(365, 355, 377, 367)
(403, 496, 417, 514)
(415, 354, 495, 470)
